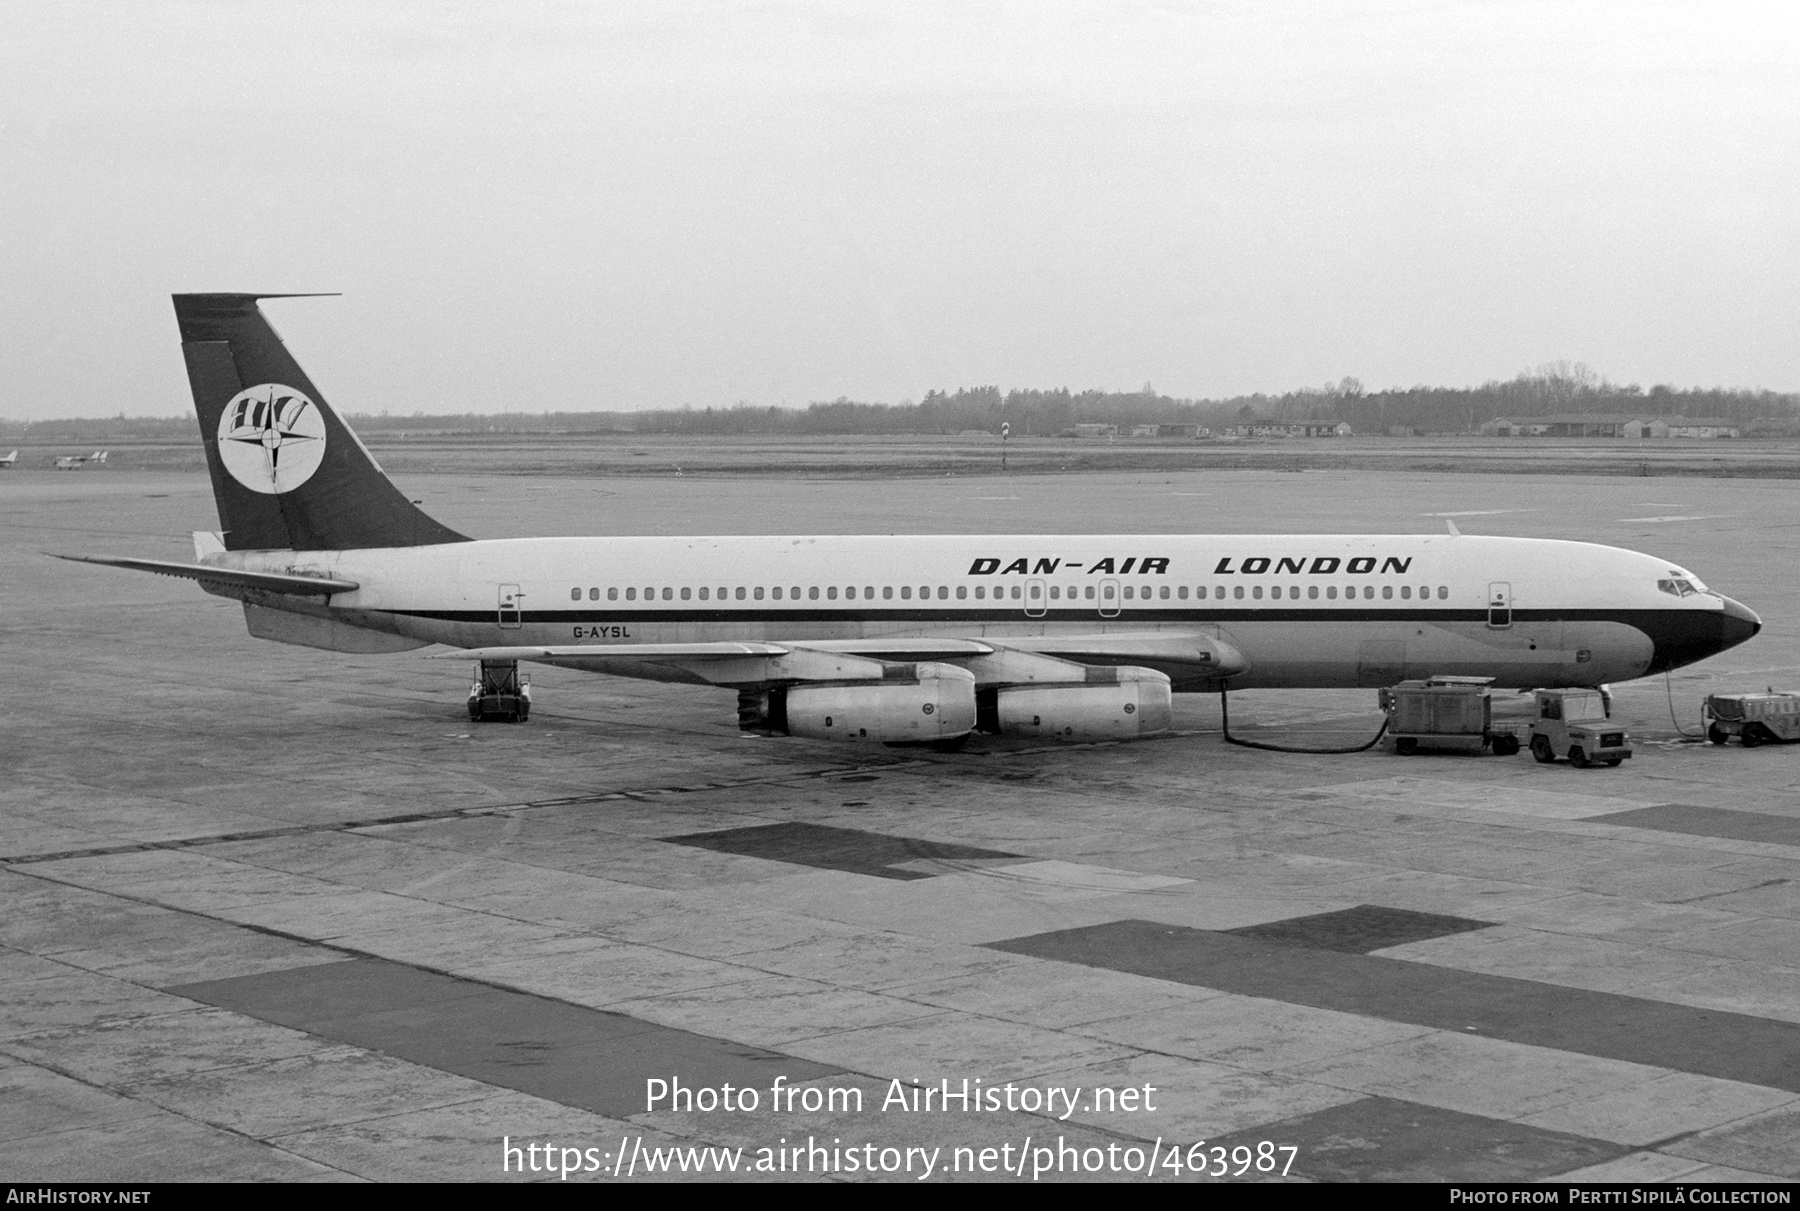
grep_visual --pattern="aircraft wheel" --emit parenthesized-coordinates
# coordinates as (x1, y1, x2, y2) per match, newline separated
(1708, 723, 1730, 745)
(1492, 735, 1520, 757)
(1569, 745, 1591, 769)
(1604, 758, 1623, 767)
(1396, 738, 1417, 755)
(1741, 726, 1764, 748)
(1530, 735, 1555, 764)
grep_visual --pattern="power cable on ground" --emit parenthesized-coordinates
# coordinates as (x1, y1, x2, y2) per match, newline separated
(1219, 690, 1390, 754)
(1665, 670, 1705, 738)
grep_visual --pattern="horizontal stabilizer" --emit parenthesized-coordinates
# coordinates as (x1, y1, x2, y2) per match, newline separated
(52, 553, 358, 597)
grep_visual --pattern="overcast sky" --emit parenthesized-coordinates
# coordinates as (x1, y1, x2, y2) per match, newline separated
(3, 1, 1796, 419)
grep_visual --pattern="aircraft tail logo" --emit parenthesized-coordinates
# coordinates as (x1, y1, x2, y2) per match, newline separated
(218, 385, 327, 494)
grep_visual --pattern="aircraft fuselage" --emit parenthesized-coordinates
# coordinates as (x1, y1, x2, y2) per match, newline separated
(212, 531, 1758, 690)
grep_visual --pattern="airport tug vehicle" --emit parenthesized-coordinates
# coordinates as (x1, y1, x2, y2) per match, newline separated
(1529, 688, 1630, 768)
(1380, 677, 1522, 756)
(468, 660, 531, 723)
(1704, 691, 1800, 747)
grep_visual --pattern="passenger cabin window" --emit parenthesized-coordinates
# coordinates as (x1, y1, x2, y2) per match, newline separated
(772, 587, 782, 600)
(901, 586, 912, 600)
(570, 588, 580, 601)
(809, 587, 820, 600)
(754, 587, 764, 600)
(626, 588, 637, 601)
(884, 586, 894, 600)
(681, 588, 691, 600)
(609, 588, 618, 601)
(698, 588, 708, 600)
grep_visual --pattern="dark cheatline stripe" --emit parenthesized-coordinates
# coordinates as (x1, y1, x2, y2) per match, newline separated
(1586, 803, 1800, 848)
(393, 605, 1696, 627)
(1202, 1096, 1627, 1182)
(1223, 905, 1494, 954)
(169, 958, 843, 1118)
(985, 920, 1800, 1092)
(395, 606, 1498, 625)
(660, 822, 1023, 881)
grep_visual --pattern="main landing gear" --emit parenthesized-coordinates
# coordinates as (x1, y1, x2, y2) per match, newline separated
(468, 659, 531, 723)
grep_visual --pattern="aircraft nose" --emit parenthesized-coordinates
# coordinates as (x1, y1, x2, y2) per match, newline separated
(1720, 595, 1762, 651)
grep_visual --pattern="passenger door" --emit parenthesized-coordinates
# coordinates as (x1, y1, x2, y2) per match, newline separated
(1487, 582, 1512, 629)
(498, 583, 523, 630)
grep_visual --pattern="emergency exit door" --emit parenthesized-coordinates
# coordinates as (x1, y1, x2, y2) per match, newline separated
(498, 584, 523, 629)
(1024, 577, 1047, 618)
(1098, 578, 1120, 618)
(1487, 582, 1511, 629)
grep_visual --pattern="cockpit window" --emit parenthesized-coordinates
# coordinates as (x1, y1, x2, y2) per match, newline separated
(1657, 578, 1699, 597)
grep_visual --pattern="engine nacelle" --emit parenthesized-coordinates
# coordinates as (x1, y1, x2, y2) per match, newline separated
(747, 663, 977, 744)
(991, 667, 1172, 742)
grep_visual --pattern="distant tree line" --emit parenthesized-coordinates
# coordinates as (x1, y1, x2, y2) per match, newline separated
(6, 363, 1796, 439)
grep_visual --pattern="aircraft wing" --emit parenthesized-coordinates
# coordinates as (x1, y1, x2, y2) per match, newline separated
(433, 631, 1245, 685)
(430, 641, 898, 688)
(51, 554, 359, 597)
(1001, 632, 1243, 672)
(438, 642, 794, 663)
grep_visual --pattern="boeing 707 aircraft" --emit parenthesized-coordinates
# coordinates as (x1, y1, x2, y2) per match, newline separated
(59, 294, 1761, 747)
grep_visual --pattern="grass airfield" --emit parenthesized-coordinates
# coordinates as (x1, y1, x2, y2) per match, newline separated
(3, 453, 1800, 1183)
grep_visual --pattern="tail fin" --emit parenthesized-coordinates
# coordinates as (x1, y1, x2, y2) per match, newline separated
(173, 293, 468, 551)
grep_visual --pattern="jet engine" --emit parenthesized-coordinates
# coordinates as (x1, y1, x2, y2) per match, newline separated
(987, 666, 1172, 742)
(739, 662, 977, 745)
